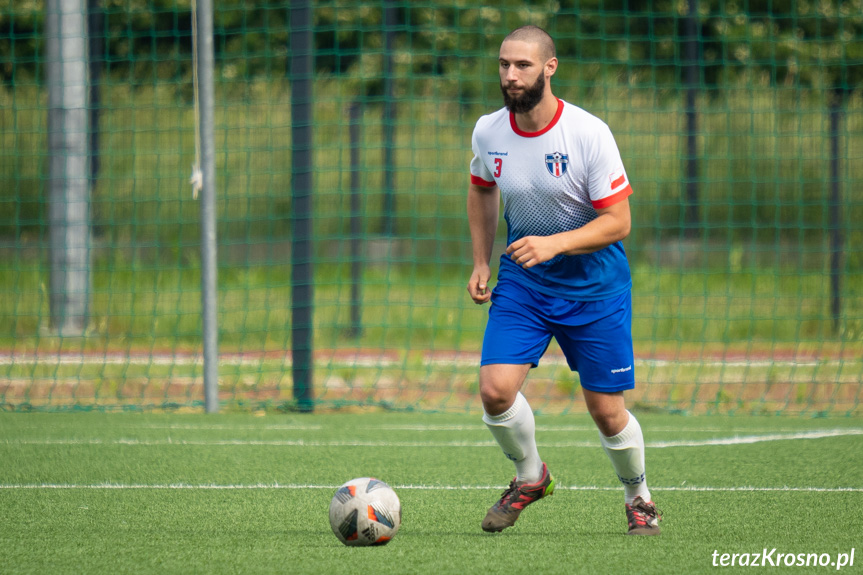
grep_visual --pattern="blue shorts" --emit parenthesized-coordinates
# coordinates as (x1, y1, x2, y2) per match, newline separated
(481, 278, 635, 393)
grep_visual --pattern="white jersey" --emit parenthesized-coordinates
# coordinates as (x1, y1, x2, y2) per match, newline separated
(469, 98, 632, 301)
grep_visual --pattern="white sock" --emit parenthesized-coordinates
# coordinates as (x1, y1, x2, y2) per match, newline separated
(483, 392, 543, 483)
(599, 410, 651, 504)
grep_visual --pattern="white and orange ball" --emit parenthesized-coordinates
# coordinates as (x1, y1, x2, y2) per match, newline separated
(329, 477, 401, 546)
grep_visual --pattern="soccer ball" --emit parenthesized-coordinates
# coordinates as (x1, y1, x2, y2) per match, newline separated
(329, 477, 401, 546)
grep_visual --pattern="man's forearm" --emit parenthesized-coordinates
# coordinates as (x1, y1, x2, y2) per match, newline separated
(504, 199, 632, 269)
(556, 211, 630, 256)
(467, 184, 500, 266)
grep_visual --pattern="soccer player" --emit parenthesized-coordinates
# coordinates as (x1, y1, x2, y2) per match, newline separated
(466, 25, 662, 535)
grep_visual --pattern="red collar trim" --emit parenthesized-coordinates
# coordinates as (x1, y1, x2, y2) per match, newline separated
(509, 98, 564, 138)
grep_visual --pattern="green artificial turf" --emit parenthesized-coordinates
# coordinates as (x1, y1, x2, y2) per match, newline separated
(1, 412, 861, 574)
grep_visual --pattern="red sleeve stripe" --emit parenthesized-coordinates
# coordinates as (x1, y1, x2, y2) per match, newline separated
(591, 184, 632, 209)
(471, 174, 496, 188)
(611, 174, 627, 190)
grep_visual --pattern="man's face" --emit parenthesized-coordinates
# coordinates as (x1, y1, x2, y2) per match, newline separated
(499, 40, 548, 114)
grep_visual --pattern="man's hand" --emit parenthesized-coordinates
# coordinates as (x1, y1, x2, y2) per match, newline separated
(467, 265, 492, 305)
(506, 235, 559, 269)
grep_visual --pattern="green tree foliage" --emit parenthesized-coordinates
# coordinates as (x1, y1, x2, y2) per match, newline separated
(2, 0, 860, 96)
(701, 0, 863, 97)
(1, 1, 860, 242)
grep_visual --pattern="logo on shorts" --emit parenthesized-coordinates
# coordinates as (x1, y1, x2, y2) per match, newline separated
(611, 365, 632, 374)
(545, 151, 569, 177)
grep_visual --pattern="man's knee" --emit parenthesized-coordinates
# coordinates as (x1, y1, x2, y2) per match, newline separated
(479, 364, 529, 416)
(583, 390, 628, 436)
(591, 409, 628, 437)
(480, 384, 515, 416)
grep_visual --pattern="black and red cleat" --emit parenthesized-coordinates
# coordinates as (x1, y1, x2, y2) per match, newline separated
(626, 496, 662, 535)
(481, 462, 555, 532)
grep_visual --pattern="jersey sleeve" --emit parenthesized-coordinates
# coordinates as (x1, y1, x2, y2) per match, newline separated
(469, 126, 496, 188)
(587, 124, 632, 209)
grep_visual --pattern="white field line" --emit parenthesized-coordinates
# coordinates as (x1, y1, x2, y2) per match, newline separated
(137, 424, 863, 434)
(376, 424, 863, 434)
(11, 423, 854, 434)
(647, 429, 863, 447)
(0, 483, 860, 493)
(2, 438, 566, 447)
(4, 429, 862, 448)
(104, 424, 325, 431)
(0, 353, 847, 369)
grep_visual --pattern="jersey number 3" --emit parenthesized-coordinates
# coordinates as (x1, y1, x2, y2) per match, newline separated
(493, 158, 503, 178)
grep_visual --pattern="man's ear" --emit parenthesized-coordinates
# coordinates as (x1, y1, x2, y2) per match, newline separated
(546, 57, 558, 78)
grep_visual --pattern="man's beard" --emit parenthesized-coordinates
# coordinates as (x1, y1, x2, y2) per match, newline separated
(501, 71, 545, 114)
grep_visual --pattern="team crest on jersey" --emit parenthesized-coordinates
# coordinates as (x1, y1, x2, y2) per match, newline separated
(545, 152, 569, 178)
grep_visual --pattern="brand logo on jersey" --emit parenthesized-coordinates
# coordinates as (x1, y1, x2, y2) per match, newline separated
(545, 152, 569, 178)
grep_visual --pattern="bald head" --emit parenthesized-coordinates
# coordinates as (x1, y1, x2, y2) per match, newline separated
(503, 25, 556, 62)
